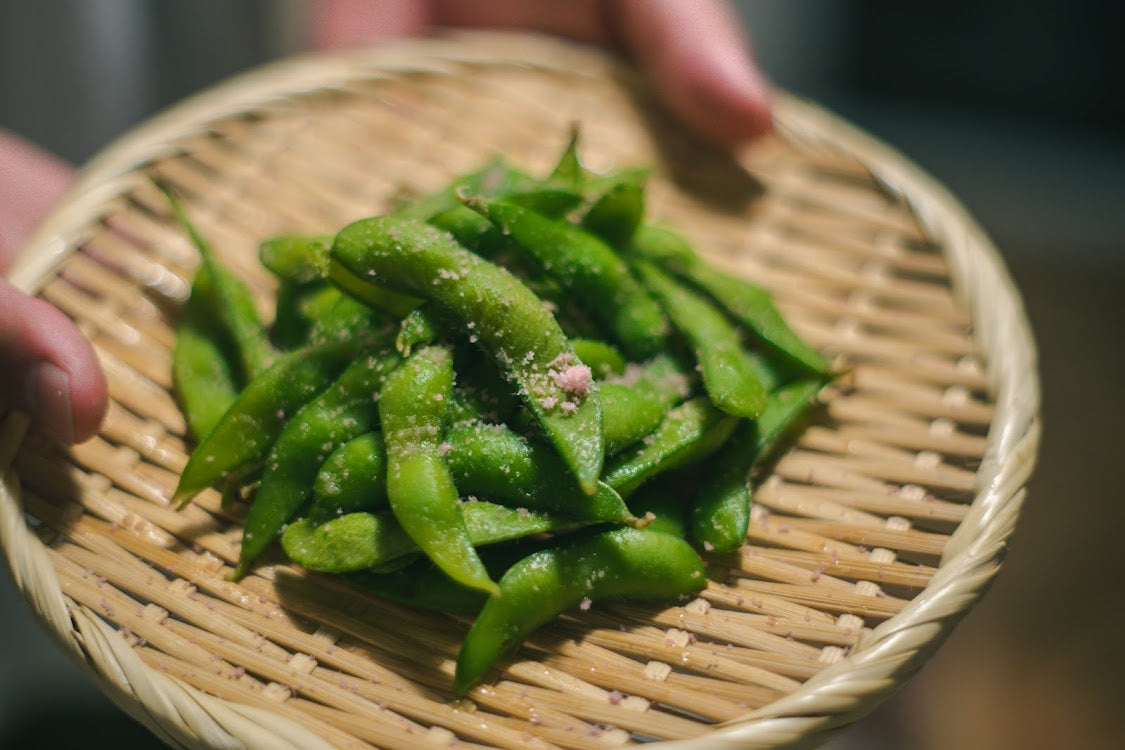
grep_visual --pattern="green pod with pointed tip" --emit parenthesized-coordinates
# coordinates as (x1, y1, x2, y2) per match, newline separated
(233, 348, 400, 578)
(454, 527, 707, 693)
(330, 216, 604, 495)
(441, 422, 633, 525)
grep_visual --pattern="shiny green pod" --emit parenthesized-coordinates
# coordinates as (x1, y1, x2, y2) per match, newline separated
(633, 259, 767, 419)
(173, 336, 365, 505)
(379, 345, 499, 595)
(281, 501, 585, 574)
(631, 225, 829, 376)
(691, 378, 824, 553)
(233, 348, 400, 579)
(440, 422, 634, 524)
(466, 197, 670, 360)
(330, 216, 604, 495)
(454, 527, 707, 693)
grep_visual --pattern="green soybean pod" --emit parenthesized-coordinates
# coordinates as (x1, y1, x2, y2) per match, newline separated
(259, 233, 333, 284)
(633, 259, 767, 419)
(544, 125, 583, 189)
(686, 262, 829, 377)
(233, 348, 400, 578)
(343, 539, 553, 614)
(447, 349, 520, 426)
(598, 382, 667, 457)
(164, 186, 275, 380)
(331, 216, 604, 495)
(627, 224, 697, 269)
(394, 156, 536, 221)
(467, 197, 670, 360)
(395, 305, 440, 356)
(691, 378, 825, 554)
(380, 345, 499, 596)
(173, 336, 364, 505)
(602, 396, 739, 499)
(309, 431, 387, 520)
(307, 293, 394, 346)
(580, 180, 646, 250)
(441, 422, 634, 525)
(626, 484, 689, 539)
(271, 281, 341, 351)
(568, 338, 626, 378)
(281, 501, 585, 574)
(632, 225, 829, 376)
(453, 526, 707, 693)
(172, 263, 240, 440)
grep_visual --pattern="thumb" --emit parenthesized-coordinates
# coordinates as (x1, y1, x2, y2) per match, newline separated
(1, 130, 108, 443)
(0, 280, 109, 444)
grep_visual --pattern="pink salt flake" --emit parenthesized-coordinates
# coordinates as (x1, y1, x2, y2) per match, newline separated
(556, 364, 593, 396)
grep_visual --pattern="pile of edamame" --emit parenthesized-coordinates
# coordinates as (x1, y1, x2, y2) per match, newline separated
(169, 131, 832, 693)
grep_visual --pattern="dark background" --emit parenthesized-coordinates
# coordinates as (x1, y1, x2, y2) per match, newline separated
(2, 2, 1123, 747)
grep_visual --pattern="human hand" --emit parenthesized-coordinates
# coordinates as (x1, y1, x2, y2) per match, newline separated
(313, 0, 773, 148)
(0, 129, 108, 444)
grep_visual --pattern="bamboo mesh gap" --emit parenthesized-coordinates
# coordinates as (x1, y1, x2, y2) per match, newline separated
(0, 32, 1039, 749)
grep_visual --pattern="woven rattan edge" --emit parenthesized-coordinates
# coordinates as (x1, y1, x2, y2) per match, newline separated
(0, 31, 1040, 749)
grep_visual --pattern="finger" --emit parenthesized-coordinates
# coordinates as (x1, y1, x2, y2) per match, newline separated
(311, 0, 431, 49)
(0, 129, 74, 271)
(610, 0, 773, 147)
(431, 0, 613, 45)
(0, 279, 108, 444)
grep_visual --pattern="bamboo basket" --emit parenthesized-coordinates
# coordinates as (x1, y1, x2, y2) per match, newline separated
(0, 32, 1039, 749)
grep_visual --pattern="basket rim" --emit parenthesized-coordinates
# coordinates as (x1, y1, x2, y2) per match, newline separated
(1, 30, 1040, 750)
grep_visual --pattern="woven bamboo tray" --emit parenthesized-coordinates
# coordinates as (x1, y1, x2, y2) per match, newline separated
(1, 32, 1039, 749)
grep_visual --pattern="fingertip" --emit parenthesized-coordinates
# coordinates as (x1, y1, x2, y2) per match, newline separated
(666, 45, 774, 149)
(66, 353, 109, 443)
(311, 0, 429, 49)
(41, 298, 108, 444)
(1, 283, 108, 444)
(615, 0, 774, 149)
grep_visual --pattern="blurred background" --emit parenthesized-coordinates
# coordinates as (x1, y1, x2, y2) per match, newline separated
(2, 1, 1122, 748)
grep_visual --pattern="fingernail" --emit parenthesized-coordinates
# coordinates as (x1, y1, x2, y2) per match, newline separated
(25, 362, 75, 444)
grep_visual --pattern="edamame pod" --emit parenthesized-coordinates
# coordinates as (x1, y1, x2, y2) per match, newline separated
(233, 348, 400, 578)
(272, 282, 341, 351)
(441, 422, 634, 524)
(258, 233, 332, 284)
(172, 263, 240, 440)
(580, 180, 645, 249)
(454, 527, 707, 693)
(395, 305, 440, 356)
(568, 338, 626, 378)
(282, 501, 584, 574)
(173, 336, 365, 505)
(603, 397, 739, 498)
(691, 378, 825, 553)
(598, 383, 667, 456)
(626, 484, 689, 539)
(467, 197, 669, 360)
(631, 225, 829, 376)
(310, 431, 387, 520)
(331, 216, 604, 494)
(380, 345, 499, 595)
(633, 259, 767, 419)
(394, 156, 535, 221)
(164, 186, 275, 380)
